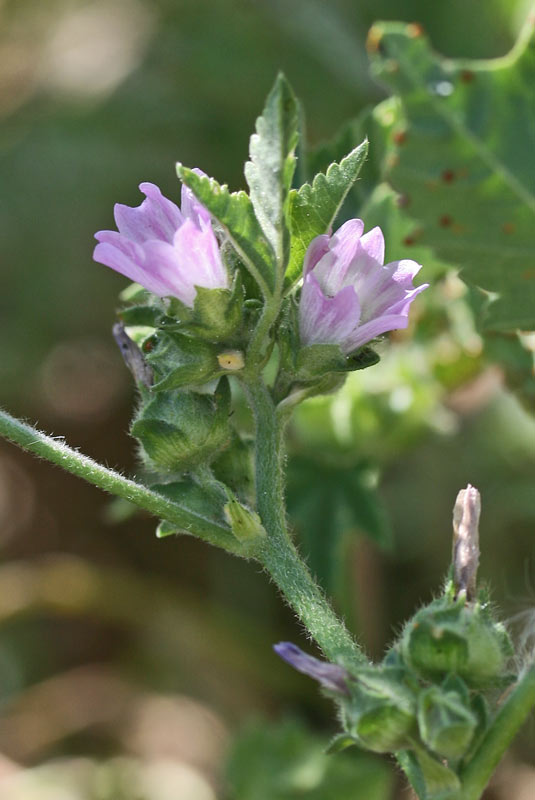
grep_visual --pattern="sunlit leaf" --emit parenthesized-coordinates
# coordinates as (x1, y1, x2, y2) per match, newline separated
(177, 165, 276, 296)
(286, 140, 369, 287)
(368, 16, 535, 332)
(245, 73, 299, 278)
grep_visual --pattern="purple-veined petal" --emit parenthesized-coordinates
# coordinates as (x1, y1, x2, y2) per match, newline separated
(114, 183, 183, 244)
(273, 642, 349, 694)
(343, 313, 412, 352)
(313, 218, 365, 295)
(299, 273, 360, 348)
(172, 219, 228, 289)
(180, 168, 212, 228)
(303, 234, 331, 276)
(94, 240, 171, 297)
(299, 219, 428, 354)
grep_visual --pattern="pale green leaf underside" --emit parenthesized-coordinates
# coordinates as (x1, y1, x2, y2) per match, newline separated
(245, 73, 299, 274)
(177, 165, 276, 296)
(286, 139, 369, 288)
(369, 16, 535, 331)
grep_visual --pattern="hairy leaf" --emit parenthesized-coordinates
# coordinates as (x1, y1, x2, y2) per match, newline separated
(245, 73, 299, 278)
(286, 139, 369, 287)
(177, 165, 276, 296)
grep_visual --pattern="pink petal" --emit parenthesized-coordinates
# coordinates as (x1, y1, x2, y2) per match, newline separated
(172, 219, 228, 290)
(313, 218, 365, 295)
(303, 234, 331, 276)
(180, 168, 212, 228)
(93, 240, 171, 297)
(114, 183, 183, 244)
(344, 313, 410, 352)
(299, 273, 360, 348)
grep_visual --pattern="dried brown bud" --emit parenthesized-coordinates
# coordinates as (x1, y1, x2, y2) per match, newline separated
(452, 484, 481, 600)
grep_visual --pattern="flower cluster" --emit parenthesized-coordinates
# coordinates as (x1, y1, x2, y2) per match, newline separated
(94, 180, 426, 356)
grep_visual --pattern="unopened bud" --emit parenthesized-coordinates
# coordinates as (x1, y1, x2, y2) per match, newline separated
(452, 484, 480, 600)
(224, 497, 266, 543)
(417, 686, 478, 760)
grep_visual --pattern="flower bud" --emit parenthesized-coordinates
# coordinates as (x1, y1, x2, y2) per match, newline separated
(345, 667, 417, 753)
(224, 496, 266, 543)
(401, 598, 513, 687)
(143, 330, 220, 391)
(417, 686, 478, 760)
(131, 378, 232, 472)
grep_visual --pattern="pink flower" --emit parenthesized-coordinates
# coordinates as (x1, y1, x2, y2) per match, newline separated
(94, 173, 227, 306)
(299, 220, 428, 354)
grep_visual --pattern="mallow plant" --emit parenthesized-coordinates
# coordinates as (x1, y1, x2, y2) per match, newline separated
(0, 75, 533, 800)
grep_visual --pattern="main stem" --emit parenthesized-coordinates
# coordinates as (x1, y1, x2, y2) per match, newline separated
(455, 664, 535, 800)
(245, 378, 366, 669)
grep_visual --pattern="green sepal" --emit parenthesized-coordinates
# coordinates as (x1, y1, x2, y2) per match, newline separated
(118, 304, 165, 328)
(325, 734, 359, 755)
(144, 331, 221, 391)
(417, 685, 478, 761)
(398, 745, 461, 799)
(131, 378, 232, 472)
(295, 344, 380, 382)
(152, 479, 228, 538)
(188, 272, 244, 342)
(344, 667, 417, 754)
(119, 282, 150, 304)
(401, 594, 513, 688)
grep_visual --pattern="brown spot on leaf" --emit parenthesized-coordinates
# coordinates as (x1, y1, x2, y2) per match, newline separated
(403, 229, 422, 246)
(439, 215, 453, 227)
(366, 26, 384, 53)
(460, 70, 475, 83)
(406, 23, 424, 38)
(522, 269, 535, 280)
(392, 129, 407, 145)
(397, 193, 410, 208)
(502, 222, 516, 234)
(441, 169, 455, 183)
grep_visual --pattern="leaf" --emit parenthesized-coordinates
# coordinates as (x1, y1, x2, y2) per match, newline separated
(285, 140, 369, 287)
(177, 165, 276, 296)
(225, 718, 393, 800)
(368, 16, 535, 333)
(152, 479, 228, 538)
(244, 73, 299, 277)
(287, 459, 391, 603)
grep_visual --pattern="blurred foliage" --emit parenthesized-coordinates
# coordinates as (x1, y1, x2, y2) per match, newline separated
(225, 718, 393, 800)
(0, 0, 534, 797)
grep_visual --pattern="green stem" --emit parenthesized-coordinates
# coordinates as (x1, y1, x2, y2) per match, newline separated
(455, 664, 535, 800)
(244, 378, 366, 668)
(0, 407, 243, 555)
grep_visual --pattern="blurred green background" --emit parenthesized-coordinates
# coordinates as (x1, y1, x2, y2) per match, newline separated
(0, 1, 534, 797)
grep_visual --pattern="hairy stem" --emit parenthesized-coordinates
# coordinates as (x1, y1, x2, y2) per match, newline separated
(456, 664, 535, 800)
(0, 407, 243, 554)
(244, 378, 366, 668)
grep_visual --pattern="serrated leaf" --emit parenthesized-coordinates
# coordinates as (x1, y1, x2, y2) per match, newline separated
(285, 140, 369, 287)
(177, 165, 276, 296)
(244, 73, 299, 276)
(368, 16, 535, 332)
